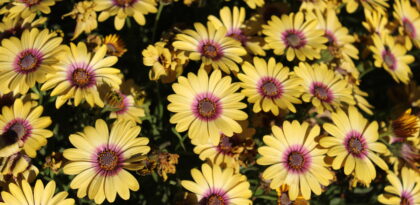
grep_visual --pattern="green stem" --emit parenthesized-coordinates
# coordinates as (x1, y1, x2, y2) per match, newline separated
(152, 3, 165, 42)
(359, 66, 375, 79)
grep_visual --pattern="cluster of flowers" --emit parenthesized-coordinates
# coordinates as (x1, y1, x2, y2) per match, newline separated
(0, 0, 418, 204)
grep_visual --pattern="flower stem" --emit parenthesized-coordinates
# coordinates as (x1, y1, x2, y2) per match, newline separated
(152, 3, 165, 42)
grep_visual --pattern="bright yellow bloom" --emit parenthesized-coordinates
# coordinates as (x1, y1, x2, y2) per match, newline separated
(181, 163, 252, 204)
(0, 14, 47, 38)
(258, 121, 333, 200)
(238, 57, 302, 115)
(142, 42, 187, 83)
(294, 62, 355, 113)
(362, 10, 390, 36)
(63, 119, 150, 204)
(102, 89, 145, 123)
(343, 0, 389, 14)
(263, 12, 327, 61)
(7, 0, 59, 21)
(370, 34, 415, 84)
(320, 106, 389, 186)
(0, 180, 74, 205)
(94, 0, 157, 30)
(208, 6, 266, 56)
(173, 22, 246, 74)
(378, 167, 420, 204)
(41, 42, 121, 108)
(103, 34, 127, 57)
(393, 0, 420, 49)
(0, 99, 52, 158)
(0, 28, 62, 94)
(62, 1, 98, 40)
(168, 69, 247, 145)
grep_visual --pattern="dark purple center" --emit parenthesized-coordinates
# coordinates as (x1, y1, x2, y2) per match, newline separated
(97, 150, 119, 171)
(2, 119, 32, 145)
(403, 18, 416, 38)
(345, 131, 367, 158)
(113, 0, 137, 7)
(381, 50, 397, 71)
(288, 151, 305, 170)
(14, 49, 43, 74)
(310, 82, 333, 103)
(71, 68, 93, 88)
(199, 41, 223, 60)
(282, 30, 307, 49)
(200, 194, 226, 205)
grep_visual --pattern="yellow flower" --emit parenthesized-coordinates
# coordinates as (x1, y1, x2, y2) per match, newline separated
(299, 0, 331, 12)
(0, 99, 52, 158)
(181, 163, 252, 204)
(393, 0, 420, 49)
(378, 167, 420, 204)
(94, 0, 157, 30)
(62, 1, 98, 40)
(102, 89, 145, 123)
(362, 10, 390, 36)
(343, 0, 389, 14)
(0, 28, 63, 95)
(102, 34, 127, 57)
(309, 9, 359, 64)
(0, 179, 74, 205)
(0, 151, 34, 177)
(7, 0, 59, 21)
(370, 34, 415, 84)
(168, 69, 248, 145)
(41, 42, 121, 108)
(257, 120, 333, 200)
(277, 184, 309, 205)
(0, 14, 47, 40)
(294, 62, 355, 113)
(63, 119, 150, 204)
(142, 42, 187, 83)
(238, 57, 302, 115)
(193, 121, 256, 171)
(320, 106, 389, 186)
(352, 86, 374, 115)
(173, 22, 246, 74)
(391, 109, 420, 142)
(208, 6, 266, 56)
(263, 12, 327, 61)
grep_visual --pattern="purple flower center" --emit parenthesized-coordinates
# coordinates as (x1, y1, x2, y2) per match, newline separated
(345, 131, 367, 158)
(19, 0, 40, 7)
(381, 49, 397, 71)
(67, 63, 96, 88)
(402, 18, 416, 38)
(282, 29, 307, 49)
(192, 93, 222, 121)
(282, 145, 311, 174)
(2, 118, 32, 145)
(310, 82, 334, 103)
(14, 49, 43, 74)
(198, 40, 224, 60)
(201, 189, 229, 205)
(216, 135, 234, 156)
(401, 191, 414, 205)
(113, 0, 137, 7)
(325, 30, 337, 45)
(93, 145, 123, 176)
(258, 77, 283, 99)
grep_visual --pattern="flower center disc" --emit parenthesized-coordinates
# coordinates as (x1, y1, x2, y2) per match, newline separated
(283, 30, 306, 49)
(198, 98, 216, 118)
(98, 150, 119, 171)
(311, 82, 333, 103)
(262, 81, 278, 97)
(403, 19, 416, 38)
(382, 50, 396, 70)
(113, 0, 135, 7)
(21, 0, 40, 7)
(345, 132, 367, 158)
(201, 194, 226, 205)
(200, 42, 222, 60)
(72, 68, 92, 87)
(288, 151, 305, 170)
(15, 50, 42, 73)
(2, 120, 31, 145)
(348, 138, 363, 154)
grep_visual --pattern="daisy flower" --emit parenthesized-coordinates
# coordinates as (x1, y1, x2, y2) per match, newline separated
(362, 10, 390, 36)
(173, 22, 246, 74)
(370, 34, 415, 84)
(294, 62, 355, 113)
(257, 121, 333, 200)
(41, 42, 121, 108)
(62, 1, 98, 40)
(63, 119, 150, 204)
(378, 167, 420, 205)
(103, 34, 127, 57)
(94, 0, 157, 30)
(0, 99, 52, 158)
(168, 69, 247, 145)
(7, 0, 59, 20)
(237, 57, 302, 115)
(0, 28, 63, 95)
(0, 14, 47, 41)
(208, 6, 266, 56)
(0, 179, 75, 205)
(309, 9, 359, 63)
(393, 0, 420, 49)
(320, 106, 389, 185)
(103, 89, 145, 123)
(181, 163, 252, 204)
(193, 121, 255, 170)
(263, 12, 327, 61)
(343, 0, 389, 14)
